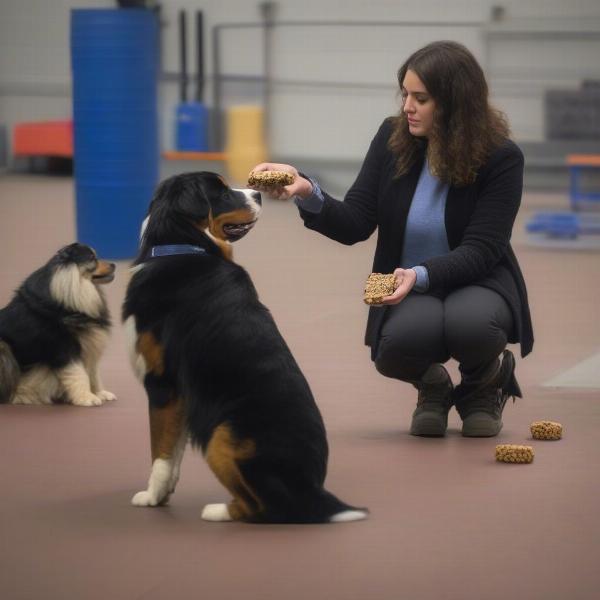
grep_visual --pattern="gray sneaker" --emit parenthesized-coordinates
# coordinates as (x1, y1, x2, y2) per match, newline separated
(455, 350, 522, 438)
(410, 364, 454, 437)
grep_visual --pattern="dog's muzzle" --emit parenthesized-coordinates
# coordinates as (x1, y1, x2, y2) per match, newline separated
(223, 220, 257, 241)
(92, 262, 116, 284)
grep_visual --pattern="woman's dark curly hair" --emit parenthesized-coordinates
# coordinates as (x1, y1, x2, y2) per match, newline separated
(388, 40, 510, 186)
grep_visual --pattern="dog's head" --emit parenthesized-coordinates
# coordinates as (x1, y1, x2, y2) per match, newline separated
(140, 172, 262, 259)
(25, 243, 116, 320)
(53, 243, 116, 285)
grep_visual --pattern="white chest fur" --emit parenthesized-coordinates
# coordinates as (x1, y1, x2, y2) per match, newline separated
(123, 315, 147, 381)
(78, 328, 110, 370)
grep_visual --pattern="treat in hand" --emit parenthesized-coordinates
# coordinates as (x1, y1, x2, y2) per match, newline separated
(248, 170, 295, 189)
(364, 273, 398, 305)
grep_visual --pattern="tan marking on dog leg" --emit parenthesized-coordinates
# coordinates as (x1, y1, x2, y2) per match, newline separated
(204, 423, 262, 520)
(149, 396, 185, 461)
(132, 397, 186, 507)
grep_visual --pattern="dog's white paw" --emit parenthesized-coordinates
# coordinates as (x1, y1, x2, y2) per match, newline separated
(12, 394, 36, 405)
(72, 392, 103, 407)
(201, 503, 233, 522)
(132, 490, 160, 506)
(96, 390, 116, 402)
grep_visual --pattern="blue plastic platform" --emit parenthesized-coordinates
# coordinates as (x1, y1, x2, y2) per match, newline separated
(525, 211, 600, 249)
(526, 212, 600, 238)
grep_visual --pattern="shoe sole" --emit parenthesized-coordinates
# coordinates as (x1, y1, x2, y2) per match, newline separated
(462, 416, 503, 437)
(410, 415, 448, 437)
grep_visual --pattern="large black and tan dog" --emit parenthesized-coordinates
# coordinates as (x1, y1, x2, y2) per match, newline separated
(123, 172, 367, 523)
(0, 243, 116, 406)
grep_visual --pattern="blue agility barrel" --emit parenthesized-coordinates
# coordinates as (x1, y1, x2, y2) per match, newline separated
(71, 9, 159, 258)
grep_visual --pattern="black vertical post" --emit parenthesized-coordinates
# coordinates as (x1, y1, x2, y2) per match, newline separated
(178, 9, 188, 103)
(195, 11, 204, 103)
(212, 24, 222, 150)
(259, 2, 276, 145)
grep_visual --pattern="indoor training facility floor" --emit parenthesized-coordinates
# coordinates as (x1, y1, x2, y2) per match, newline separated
(1, 173, 599, 600)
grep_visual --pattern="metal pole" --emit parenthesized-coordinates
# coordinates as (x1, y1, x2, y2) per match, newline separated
(259, 2, 276, 148)
(178, 9, 188, 103)
(195, 10, 204, 103)
(211, 25, 223, 150)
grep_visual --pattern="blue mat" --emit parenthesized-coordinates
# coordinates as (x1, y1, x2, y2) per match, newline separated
(525, 211, 600, 249)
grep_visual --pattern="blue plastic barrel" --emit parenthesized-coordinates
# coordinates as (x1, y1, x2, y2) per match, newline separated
(71, 9, 159, 258)
(176, 102, 209, 151)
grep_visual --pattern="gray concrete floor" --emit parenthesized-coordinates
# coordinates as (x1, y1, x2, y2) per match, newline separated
(0, 173, 599, 600)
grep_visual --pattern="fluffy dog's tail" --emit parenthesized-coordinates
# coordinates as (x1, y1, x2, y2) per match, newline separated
(0, 339, 20, 403)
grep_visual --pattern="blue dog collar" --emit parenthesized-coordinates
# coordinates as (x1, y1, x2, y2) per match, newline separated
(149, 244, 207, 258)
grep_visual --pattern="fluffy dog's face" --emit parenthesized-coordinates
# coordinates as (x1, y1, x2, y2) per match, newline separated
(46, 243, 115, 318)
(54, 243, 116, 285)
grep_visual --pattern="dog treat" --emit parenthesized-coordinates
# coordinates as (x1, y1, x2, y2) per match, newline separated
(364, 273, 398, 305)
(495, 444, 534, 464)
(248, 170, 295, 188)
(530, 420, 563, 440)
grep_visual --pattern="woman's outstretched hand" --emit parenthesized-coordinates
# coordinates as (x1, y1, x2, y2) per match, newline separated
(379, 268, 417, 305)
(248, 163, 313, 200)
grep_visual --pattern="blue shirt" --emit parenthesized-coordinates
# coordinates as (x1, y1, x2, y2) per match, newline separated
(295, 163, 450, 293)
(400, 160, 450, 291)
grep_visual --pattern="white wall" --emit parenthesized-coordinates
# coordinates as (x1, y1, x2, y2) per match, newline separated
(1, 0, 600, 161)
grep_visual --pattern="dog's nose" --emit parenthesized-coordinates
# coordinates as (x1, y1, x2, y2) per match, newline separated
(251, 190, 262, 206)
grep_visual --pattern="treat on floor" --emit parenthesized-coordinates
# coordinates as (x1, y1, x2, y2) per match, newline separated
(364, 273, 398, 305)
(530, 420, 563, 440)
(495, 444, 534, 464)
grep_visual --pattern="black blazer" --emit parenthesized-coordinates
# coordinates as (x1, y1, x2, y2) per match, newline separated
(298, 118, 533, 358)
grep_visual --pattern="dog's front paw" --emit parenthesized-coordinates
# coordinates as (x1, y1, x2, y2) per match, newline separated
(96, 390, 116, 402)
(72, 392, 103, 407)
(132, 490, 159, 506)
(201, 503, 233, 522)
(12, 394, 36, 405)
(131, 490, 170, 507)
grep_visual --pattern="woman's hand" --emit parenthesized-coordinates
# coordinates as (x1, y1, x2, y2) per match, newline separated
(379, 268, 417, 305)
(248, 162, 313, 200)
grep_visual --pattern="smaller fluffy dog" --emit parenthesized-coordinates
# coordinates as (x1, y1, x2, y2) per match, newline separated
(0, 243, 116, 406)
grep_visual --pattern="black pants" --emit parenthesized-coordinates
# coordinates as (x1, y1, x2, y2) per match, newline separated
(374, 286, 514, 383)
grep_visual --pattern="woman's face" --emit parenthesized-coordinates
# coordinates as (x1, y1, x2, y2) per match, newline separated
(401, 69, 436, 138)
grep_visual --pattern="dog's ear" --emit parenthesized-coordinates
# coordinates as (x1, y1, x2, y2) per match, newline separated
(148, 172, 213, 221)
(140, 172, 217, 251)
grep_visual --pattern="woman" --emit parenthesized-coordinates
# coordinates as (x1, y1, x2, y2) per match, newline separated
(249, 41, 533, 438)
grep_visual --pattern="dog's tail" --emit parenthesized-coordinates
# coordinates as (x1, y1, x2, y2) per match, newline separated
(0, 339, 20, 403)
(253, 486, 369, 524)
(314, 488, 369, 524)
